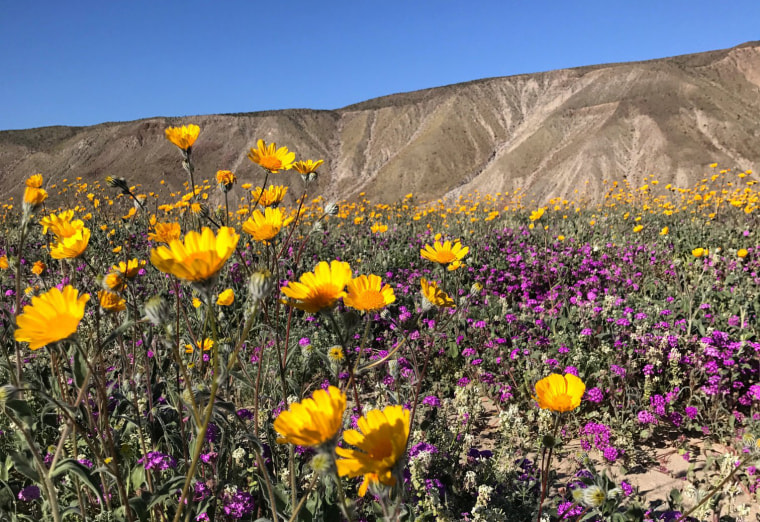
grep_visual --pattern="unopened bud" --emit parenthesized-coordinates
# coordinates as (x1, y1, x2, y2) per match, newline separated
(324, 202, 339, 216)
(143, 295, 171, 327)
(248, 269, 274, 302)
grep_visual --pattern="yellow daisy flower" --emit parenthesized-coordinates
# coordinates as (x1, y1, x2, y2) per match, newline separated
(281, 260, 352, 314)
(98, 290, 126, 313)
(247, 139, 295, 173)
(216, 288, 235, 306)
(0, 256, 8, 270)
(344, 274, 395, 312)
(738, 249, 749, 258)
(24, 187, 47, 207)
(14, 286, 90, 350)
(292, 159, 324, 175)
(25, 174, 43, 188)
(252, 185, 288, 207)
(216, 170, 236, 192)
(336, 405, 410, 497)
(149, 222, 181, 244)
(50, 228, 91, 259)
(242, 207, 293, 243)
(165, 124, 200, 150)
(420, 278, 455, 308)
(274, 385, 346, 447)
(534, 373, 585, 413)
(529, 208, 545, 221)
(112, 259, 145, 279)
(31, 261, 45, 276)
(420, 239, 468, 265)
(692, 247, 708, 258)
(103, 271, 127, 293)
(150, 226, 239, 283)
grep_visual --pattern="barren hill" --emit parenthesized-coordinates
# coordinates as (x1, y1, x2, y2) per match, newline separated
(2, 41, 760, 205)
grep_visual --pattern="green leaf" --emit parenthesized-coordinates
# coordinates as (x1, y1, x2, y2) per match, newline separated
(72, 344, 89, 388)
(147, 475, 186, 510)
(50, 458, 104, 506)
(9, 451, 38, 481)
(4, 399, 35, 427)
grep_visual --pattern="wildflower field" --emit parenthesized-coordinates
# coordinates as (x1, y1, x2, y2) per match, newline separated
(1, 125, 759, 522)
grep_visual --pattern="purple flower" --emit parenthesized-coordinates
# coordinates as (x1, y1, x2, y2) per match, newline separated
(621, 480, 633, 496)
(422, 395, 441, 408)
(684, 406, 698, 420)
(586, 387, 604, 403)
(222, 489, 255, 518)
(457, 377, 470, 387)
(139, 451, 177, 471)
(18, 485, 41, 502)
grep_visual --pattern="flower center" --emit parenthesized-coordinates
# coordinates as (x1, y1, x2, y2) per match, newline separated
(260, 157, 282, 171)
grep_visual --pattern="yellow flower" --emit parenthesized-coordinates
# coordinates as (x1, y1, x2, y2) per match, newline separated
(185, 338, 214, 353)
(292, 159, 324, 175)
(252, 185, 288, 207)
(660, 226, 669, 236)
(420, 239, 469, 265)
(192, 297, 202, 309)
(328, 346, 345, 362)
(216, 288, 235, 306)
(557, 235, 565, 241)
(242, 207, 293, 243)
(149, 222, 181, 244)
(25, 174, 43, 188)
(0, 256, 8, 270)
(14, 286, 89, 350)
(281, 260, 353, 313)
(150, 226, 240, 283)
(274, 385, 346, 447)
(103, 271, 127, 293)
(165, 124, 200, 150)
(371, 223, 388, 234)
(216, 170, 236, 190)
(529, 208, 545, 221)
(112, 259, 145, 279)
(420, 278, 455, 308)
(534, 373, 585, 413)
(50, 227, 91, 259)
(40, 210, 81, 238)
(633, 225, 643, 233)
(344, 275, 395, 313)
(247, 139, 295, 173)
(24, 187, 48, 207)
(738, 248, 748, 258)
(336, 405, 410, 497)
(692, 247, 708, 258)
(98, 290, 126, 313)
(31, 261, 45, 276)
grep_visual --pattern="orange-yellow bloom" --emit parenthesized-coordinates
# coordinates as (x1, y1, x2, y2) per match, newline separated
(216, 170, 236, 190)
(50, 228, 91, 259)
(336, 405, 410, 496)
(0, 256, 8, 270)
(242, 207, 293, 243)
(31, 261, 45, 276)
(15, 286, 89, 350)
(112, 259, 145, 279)
(150, 227, 239, 283)
(25, 174, 43, 188)
(98, 290, 126, 313)
(292, 159, 324, 175)
(534, 373, 585, 413)
(420, 278, 455, 308)
(281, 260, 352, 314)
(149, 222, 181, 244)
(692, 247, 708, 258)
(274, 385, 346, 447)
(216, 288, 235, 306)
(420, 239, 468, 265)
(24, 187, 47, 207)
(252, 185, 288, 207)
(165, 124, 200, 150)
(344, 274, 395, 312)
(738, 248, 748, 258)
(529, 208, 545, 221)
(247, 139, 295, 173)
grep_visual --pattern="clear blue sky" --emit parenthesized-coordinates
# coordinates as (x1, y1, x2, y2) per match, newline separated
(2, 1, 759, 131)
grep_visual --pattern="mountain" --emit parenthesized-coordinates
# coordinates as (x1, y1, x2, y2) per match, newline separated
(2, 41, 760, 205)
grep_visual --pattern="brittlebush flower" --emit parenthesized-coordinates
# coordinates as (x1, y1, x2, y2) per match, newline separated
(216, 170, 236, 191)
(292, 159, 324, 175)
(371, 223, 388, 234)
(185, 338, 214, 353)
(738, 249, 748, 258)
(529, 208, 545, 221)
(112, 259, 145, 279)
(98, 290, 126, 313)
(534, 373, 585, 413)
(216, 288, 234, 306)
(421, 239, 468, 266)
(165, 124, 200, 150)
(149, 222, 181, 244)
(14, 286, 90, 350)
(344, 274, 395, 312)
(274, 385, 346, 447)
(50, 228, 91, 259)
(281, 260, 352, 314)
(242, 207, 293, 243)
(103, 271, 127, 293)
(660, 226, 669, 236)
(247, 139, 295, 173)
(0, 256, 8, 270)
(31, 261, 45, 276)
(420, 278, 455, 308)
(692, 247, 708, 258)
(40, 210, 79, 238)
(336, 405, 410, 497)
(24, 187, 47, 207)
(25, 174, 43, 188)
(252, 185, 288, 207)
(633, 225, 643, 233)
(150, 227, 239, 283)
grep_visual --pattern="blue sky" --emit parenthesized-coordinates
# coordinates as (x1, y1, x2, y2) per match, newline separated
(2, 1, 759, 131)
